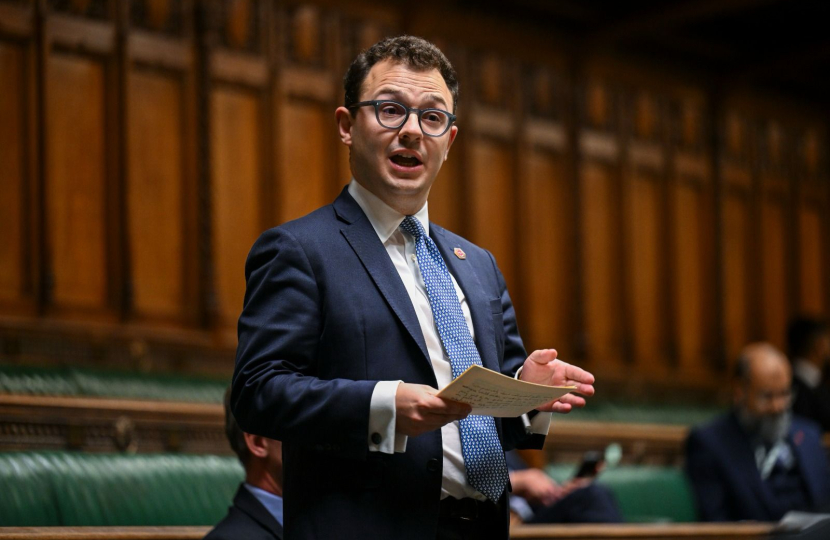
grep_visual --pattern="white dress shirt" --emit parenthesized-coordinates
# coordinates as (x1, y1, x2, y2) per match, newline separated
(794, 358, 822, 389)
(348, 179, 551, 501)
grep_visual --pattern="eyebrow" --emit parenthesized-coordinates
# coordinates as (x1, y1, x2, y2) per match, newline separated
(374, 88, 450, 110)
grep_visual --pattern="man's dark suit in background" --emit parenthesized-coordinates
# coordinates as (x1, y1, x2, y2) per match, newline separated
(686, 412, 830, 521)
(204, 388, 283, 540)
(205, 486, 283, 540)
(686, 343, 830, 522)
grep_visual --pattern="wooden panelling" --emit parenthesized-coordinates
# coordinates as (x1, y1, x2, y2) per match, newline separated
(627, 173, 663, 369)
(428, 147, 464, 235)
(799, 206, 824, 315)
(581, 162, 623, 368)
(46, 53, 108, 311)
(760, 201, 787, 348)
(0, 1, 828, 395)
(0, 42, 25, 303)
(211, 88, 262, 329)
(518, 148, 575, 354)
(127, 70, 186, 321)
(278, 100, 332, 223)
(468, 138, 516, 289)
(722, 196, 751, 364)
(673, 184, 707, 374)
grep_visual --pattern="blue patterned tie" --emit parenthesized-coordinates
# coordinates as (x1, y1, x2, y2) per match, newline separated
(399, 215, 509, 502)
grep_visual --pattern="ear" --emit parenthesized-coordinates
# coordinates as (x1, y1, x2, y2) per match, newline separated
(443, 124, 458, 161)
(243, 432, 269, 459)
(335, 107, 354, 146)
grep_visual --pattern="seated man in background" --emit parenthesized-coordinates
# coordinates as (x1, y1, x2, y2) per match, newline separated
(507, 450, 622, 524)
(686, 343, 830, 522)
(788, 317, 830, 431)
(204, 389, 283, 540)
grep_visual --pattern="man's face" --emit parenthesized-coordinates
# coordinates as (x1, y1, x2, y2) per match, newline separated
(735, 351, 793, 443)
(336, 59, 458, 213)
(741, 356, 792, 418)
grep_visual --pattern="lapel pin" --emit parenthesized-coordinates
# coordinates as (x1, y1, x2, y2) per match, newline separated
(453, 247, 467, 260)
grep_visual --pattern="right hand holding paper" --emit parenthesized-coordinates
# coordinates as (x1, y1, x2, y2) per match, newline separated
(437, 365, 575, 417)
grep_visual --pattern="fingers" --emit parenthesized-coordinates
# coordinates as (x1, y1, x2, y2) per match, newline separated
(564, 363, 596, 387)
(535, 392, 587, 413)
(527, 348, 558, 365)
(395, 383, 472, 436)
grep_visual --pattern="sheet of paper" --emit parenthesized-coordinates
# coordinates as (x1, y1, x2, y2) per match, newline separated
(436, 364, 575, 417)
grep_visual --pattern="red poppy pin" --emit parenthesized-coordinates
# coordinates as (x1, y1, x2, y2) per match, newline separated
(794, 430, 804, 446)
(453, 248, 467, 260)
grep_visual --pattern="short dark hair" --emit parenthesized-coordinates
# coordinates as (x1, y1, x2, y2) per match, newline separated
(343, 35, 459, 112)
(224, 386, 250, 466)
(787, 317, 829, 360)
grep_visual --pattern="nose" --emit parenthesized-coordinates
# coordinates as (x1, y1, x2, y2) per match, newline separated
(398, 110, 422, 141)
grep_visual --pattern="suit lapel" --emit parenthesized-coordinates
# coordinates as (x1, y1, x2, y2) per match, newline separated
(431, 225, 500, 373)
(234, 485, 284, 539)
(723, 414, 781, 518)
(790, 425, 822, 506)
(334, 189, 430, 362)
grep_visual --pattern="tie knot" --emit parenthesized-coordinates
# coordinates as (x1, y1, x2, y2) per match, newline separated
(400, 215, 425, 239)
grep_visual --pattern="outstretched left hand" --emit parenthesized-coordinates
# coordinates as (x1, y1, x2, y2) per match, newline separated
(519, 349, 595, 413)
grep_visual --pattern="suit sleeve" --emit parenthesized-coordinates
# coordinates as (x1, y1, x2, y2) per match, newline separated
(685, 430, 730, 521)
(231, 227, 377, 460)
(486, 250, 546, 451)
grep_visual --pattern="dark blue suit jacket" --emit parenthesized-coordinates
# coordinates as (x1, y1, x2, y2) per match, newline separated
(232, 188, 543, 539)
(204, 485, 283, 540)
(685, 412, 830, 522)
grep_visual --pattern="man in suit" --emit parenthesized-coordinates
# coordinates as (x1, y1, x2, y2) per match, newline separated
(231, 35, 595, 540)
(685, 343, 830, 522)
(788, 317, 830, 431)
(204, 389, 283, 540)
(506, 450, 622, 524)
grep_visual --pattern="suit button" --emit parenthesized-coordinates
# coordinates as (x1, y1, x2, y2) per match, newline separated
(371, 432, 382, 445)
(427, 458, 440, 472)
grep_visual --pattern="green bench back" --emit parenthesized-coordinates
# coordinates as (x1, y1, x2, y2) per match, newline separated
(0, 452, 243, 526)
(0, 364, 226, 403)
(547, 463, 697, 523)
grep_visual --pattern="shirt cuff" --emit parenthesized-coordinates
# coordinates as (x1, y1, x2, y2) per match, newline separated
(526, 411, 552, 434)
(368, 380, 407, 454)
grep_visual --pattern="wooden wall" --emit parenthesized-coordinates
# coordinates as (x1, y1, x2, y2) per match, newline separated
(0, 0, 827, 398)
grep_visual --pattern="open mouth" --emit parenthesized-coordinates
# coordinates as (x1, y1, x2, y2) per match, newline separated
(390, 155, 423, 168)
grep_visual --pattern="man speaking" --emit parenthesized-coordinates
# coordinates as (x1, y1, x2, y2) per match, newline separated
(231, 35, 595, 540)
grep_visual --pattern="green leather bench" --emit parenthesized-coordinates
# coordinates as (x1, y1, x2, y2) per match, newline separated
(0, 452, 242, 527)
(546, 463, 697, 523)
(0, 364, 226, 403)
(1, 451, 696, 526)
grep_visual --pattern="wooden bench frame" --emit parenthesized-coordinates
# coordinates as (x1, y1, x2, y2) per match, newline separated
(0, 524, 776, 540)
(3, 393, 829, 466)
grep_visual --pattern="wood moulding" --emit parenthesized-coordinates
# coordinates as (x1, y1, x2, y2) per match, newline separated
(0, 523, 775, 540)
(0, 394, 228, 455)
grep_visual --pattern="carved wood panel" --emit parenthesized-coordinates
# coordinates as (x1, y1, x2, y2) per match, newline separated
(127, 72, 187, 322)
(211, 88, 263, 331)
(45, 55, 109, 311)
(0, 43, 27, 305)
(517, 148, 576, 356)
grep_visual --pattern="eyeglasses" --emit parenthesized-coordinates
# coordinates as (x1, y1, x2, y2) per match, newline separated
(348, 100, 456, 137)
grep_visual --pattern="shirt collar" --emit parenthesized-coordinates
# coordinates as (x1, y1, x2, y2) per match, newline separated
(243, 483, 283, 526)
(794, 358, 822, 389)
(348, 179, 429, 243)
